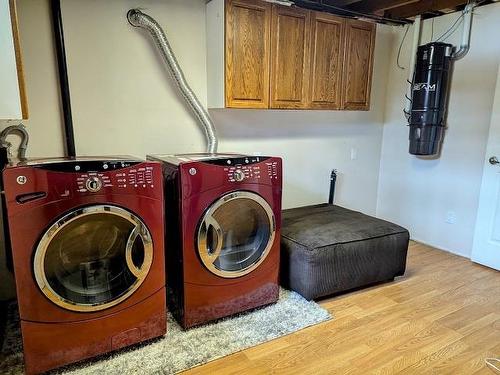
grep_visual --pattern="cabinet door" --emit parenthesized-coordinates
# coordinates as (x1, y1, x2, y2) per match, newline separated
(0, 0, 28, 119)
(342, 19, 375, 110)
(225, 0, 271, 108)
(309, 12, 345, 110)
(270, 5, 310, 109)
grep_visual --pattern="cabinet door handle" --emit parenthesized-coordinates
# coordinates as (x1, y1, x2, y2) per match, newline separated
(489, 156, 499, 165)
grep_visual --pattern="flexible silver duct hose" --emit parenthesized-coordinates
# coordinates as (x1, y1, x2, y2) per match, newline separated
(127, 9, 218, 154)
(0, 124, 29, 161)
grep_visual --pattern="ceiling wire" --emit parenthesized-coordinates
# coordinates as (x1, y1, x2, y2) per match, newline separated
(436, 0, 475, 42)
(396, 2, 474, 70)
(436, 12, 464, 41)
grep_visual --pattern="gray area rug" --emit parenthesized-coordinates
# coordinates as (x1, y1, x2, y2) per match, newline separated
(0, 289, 331, 374)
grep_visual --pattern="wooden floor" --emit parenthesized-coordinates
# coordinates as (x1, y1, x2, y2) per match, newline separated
(184, 242, 500, 374)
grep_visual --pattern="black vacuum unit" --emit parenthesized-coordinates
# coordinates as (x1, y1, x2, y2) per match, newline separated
(409, 42, 453, 156)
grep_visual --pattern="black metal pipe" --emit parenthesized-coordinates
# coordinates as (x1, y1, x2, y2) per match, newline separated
(328, 169, 337, 205)
(50, 0, 76, 157)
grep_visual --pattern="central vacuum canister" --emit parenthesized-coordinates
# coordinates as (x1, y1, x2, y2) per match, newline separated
(409, 42, 453, 156)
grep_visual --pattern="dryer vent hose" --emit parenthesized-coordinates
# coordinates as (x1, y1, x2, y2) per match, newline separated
(127, 9, 218, 154)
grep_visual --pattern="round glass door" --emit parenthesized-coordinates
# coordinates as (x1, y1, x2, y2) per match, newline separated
(197, 191, 276, 278)
(34, 205, 153, 312)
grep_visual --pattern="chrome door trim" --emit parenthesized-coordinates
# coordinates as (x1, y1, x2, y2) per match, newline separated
(33, 205, 154, 312)
(198, 215, 223, 264)
(125, 224, 153, 279)
(197, 191, 276, 278)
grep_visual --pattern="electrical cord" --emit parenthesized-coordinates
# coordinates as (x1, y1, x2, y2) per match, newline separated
(436, 0, 476, 42)
(436, 13, 465, 41)
(486, 358, 500, 373)
(403, 77, 414, 122)
(397, 24, 410, 70)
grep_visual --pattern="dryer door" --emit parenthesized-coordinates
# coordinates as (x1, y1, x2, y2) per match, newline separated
(33, 205, 153, 312)
(197, 191, 276, 278)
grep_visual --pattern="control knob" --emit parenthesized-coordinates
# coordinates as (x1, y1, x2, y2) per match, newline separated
(233, 169, 245, 182)
(85, 177, 102, 192)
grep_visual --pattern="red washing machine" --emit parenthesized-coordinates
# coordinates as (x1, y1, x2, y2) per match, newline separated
(2, 157, 166, 374)
(148, 153, 282, 328)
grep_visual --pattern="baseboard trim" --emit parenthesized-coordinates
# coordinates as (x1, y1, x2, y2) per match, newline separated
(409, 238, 471, 260)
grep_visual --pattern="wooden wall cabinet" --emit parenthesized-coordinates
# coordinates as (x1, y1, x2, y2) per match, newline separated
(225, 0, 271, 108)
(207, 0, 376, 111)
(308, 12, 345, 110)
(270, 6, 310, 109)
(0, 0, 28, 120)
(342, 19, 376, 110)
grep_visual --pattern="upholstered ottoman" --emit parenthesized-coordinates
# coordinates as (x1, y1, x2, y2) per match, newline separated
(280, 204, 409, 300)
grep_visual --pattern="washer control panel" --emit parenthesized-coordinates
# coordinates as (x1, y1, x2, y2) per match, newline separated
(76, 165, 156, 193)
(85, 177, 102, 192)
(77, 172, 113, 193)
(115, 166, 154, 188)
(233, 169, 245, 182)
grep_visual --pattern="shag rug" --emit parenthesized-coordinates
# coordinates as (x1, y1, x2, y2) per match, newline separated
(0, 289, 331, 374)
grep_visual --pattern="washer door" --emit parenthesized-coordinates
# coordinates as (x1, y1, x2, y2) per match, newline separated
(197, 191, 276, 278)
(34, 205, 153, 312)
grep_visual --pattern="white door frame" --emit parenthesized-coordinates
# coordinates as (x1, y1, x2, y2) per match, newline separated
(471, 65, 500, 271)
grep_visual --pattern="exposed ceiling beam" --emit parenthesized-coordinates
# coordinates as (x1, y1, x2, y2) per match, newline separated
(349, 0, 419, 13)
(386, 0, 468, 18)
(293, 0, 413, 24)
(325, 0, 363, 6)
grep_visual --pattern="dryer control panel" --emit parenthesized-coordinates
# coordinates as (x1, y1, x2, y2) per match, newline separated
(216, 157, 280, 184)
(266, 161, 279, 181)
(224, 162, 280, 183)
(175, 156, 282, 197)
(224, 165, 261, 183)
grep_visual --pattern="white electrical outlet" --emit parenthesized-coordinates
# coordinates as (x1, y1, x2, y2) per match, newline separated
(446, 211, 457, 224)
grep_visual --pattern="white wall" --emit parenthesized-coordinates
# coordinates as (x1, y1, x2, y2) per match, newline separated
(211, 90, 391, 210)
(0, 0, 65, 300)
(0, 0, 23, 120)
(0, 0, 65, 156)
(377, 3, 500, 257)
(0, 0, 392, 299)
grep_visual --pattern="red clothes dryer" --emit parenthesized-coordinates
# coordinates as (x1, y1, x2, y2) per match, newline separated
(148, 153, 282, 328)
(2, 157, 166, 374)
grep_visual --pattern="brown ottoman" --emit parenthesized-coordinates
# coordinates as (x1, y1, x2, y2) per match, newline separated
(280, 204, 409, 300)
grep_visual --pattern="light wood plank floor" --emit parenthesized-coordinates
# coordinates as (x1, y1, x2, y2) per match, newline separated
(184, 242, 500, 374)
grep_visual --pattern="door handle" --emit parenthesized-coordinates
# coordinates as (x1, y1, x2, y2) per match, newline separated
(202, 216, 223, 261)
(489, 156, 499, 165)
